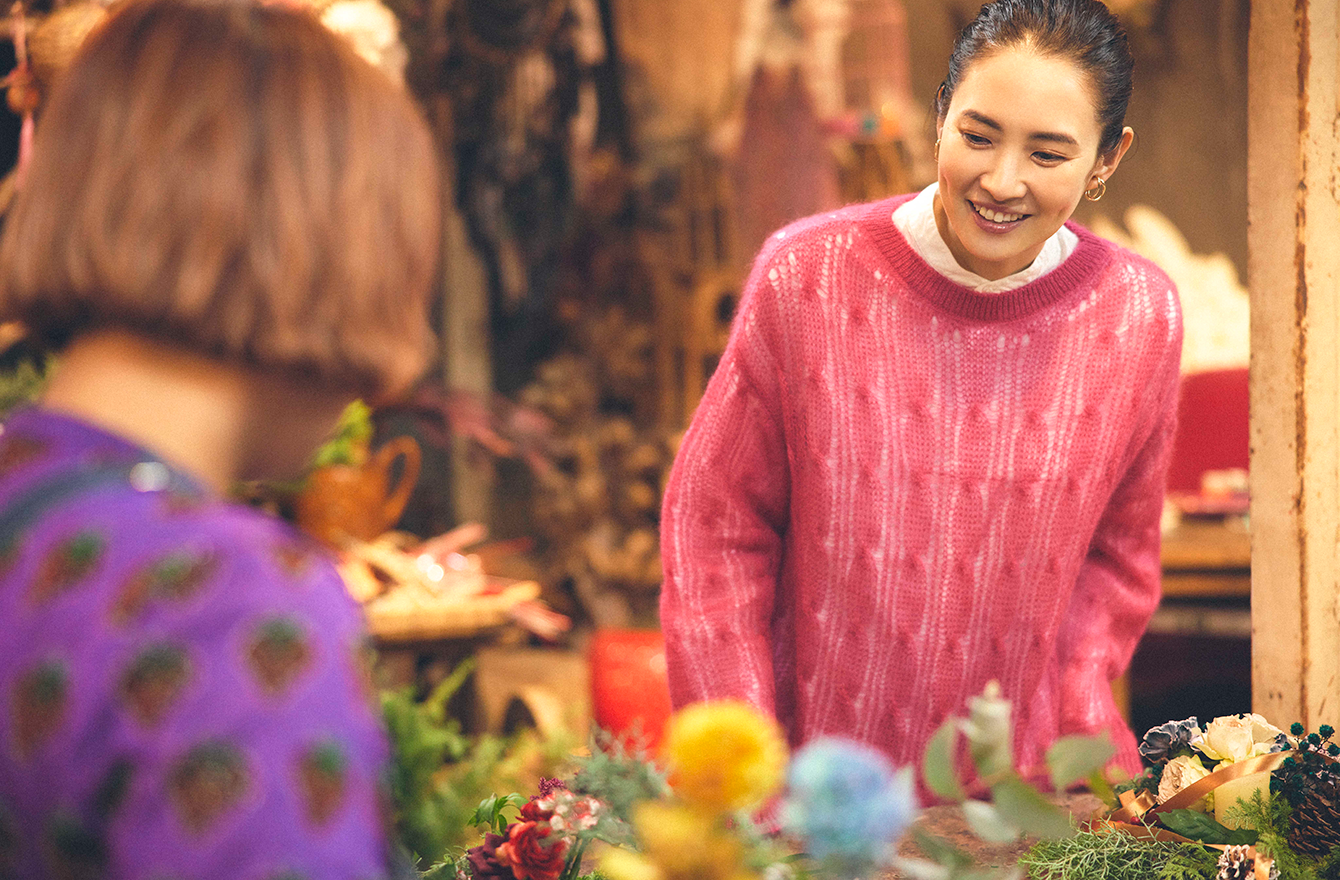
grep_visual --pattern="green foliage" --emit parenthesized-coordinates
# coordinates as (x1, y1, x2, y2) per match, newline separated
(382, 660, 577, 869)
(991, 777, 1076, 840)
(0, 355, 49, 417)
(310, 399, 374, 469)
(1115, 767, 1162, 801)
(1316, 845, 1340, 880)
(1020, 829, 1219, 880)
(1157, 809, 1258, 846)
(897, 683, 1098, 879)
(383, 662, 476, 864)
(471, 793, 528, 835)
(1222, 789, 1290, 839)
(924, 719, 966, 802)
(1047, 736, 1116, 792)
(567, 731, 669, 848)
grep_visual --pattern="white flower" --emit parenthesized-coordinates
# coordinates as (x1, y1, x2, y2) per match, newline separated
(1158, 754, 1214, 810)
(1195, 713, 1287, 764)
(962, 680, 1012, 778)
(1244, 713, 1290, 755)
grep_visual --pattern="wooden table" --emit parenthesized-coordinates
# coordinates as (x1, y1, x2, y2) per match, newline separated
(1160, 516, 1251, 599)
(362, 577, 541, 693)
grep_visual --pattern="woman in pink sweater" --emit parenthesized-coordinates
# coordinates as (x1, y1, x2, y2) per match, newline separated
(660, 0, 1181, 791)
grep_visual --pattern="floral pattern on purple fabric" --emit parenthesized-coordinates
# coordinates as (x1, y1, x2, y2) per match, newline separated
(113, 549, 218, 624)
(31, 530, 104, 604)
(119, 643, 192, 727)
(0, 407, 396, 878)
(11, 658, 68, 759)
(299, 739, 350, 826)
(169, 740, 251, 833)
(247, 617, 315, 696)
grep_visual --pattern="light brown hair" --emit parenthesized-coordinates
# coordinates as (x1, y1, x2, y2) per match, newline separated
(0, 0, 441, 397)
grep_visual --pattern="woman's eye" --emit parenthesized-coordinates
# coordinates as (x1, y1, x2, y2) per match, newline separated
(962, 132, 991, 146)
(1033, 151, 1066, 164)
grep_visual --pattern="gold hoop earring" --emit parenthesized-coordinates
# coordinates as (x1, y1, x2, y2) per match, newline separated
(934, 137, 941, 161)
(1084, 177, 1107, 201)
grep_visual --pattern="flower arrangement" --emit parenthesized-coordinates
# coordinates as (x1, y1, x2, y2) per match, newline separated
(1025, 713, 1340, 880)
(437, 684, 1114, 880)
(1131, 714, 1294, 822)
(423, 683, 1125, 880)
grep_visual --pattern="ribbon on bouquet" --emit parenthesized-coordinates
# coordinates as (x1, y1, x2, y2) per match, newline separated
(1150, 751, 1291, 816)
(1090, 751, 1294, 880)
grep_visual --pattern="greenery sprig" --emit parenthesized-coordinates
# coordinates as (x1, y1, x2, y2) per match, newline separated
(1020, 829, 1220, 880)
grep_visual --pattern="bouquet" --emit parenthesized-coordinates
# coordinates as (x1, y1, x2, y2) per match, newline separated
(1049, 713, 1340, 880)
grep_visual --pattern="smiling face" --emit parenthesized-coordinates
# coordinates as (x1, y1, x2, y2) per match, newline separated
(934, 46, 1132, 281)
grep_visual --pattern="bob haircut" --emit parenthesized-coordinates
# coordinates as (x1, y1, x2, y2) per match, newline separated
(0, 0, 441, 397)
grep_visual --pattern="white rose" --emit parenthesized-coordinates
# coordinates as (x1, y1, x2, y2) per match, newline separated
(1158, 754, 1214, 810)
(1245, 713, 1289, 755)
(1195, 715, 1256, 764)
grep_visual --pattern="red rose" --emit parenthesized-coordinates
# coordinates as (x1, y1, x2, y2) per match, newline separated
(497, 821, 568, 880)
(521, 799, 555, 823)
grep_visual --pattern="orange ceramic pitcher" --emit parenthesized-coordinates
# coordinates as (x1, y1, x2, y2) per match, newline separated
(295, 435, 421, 549)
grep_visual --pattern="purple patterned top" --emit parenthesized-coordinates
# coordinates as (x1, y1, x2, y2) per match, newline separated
(0, 407, 398, 878)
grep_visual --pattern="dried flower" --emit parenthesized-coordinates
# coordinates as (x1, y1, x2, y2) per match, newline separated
(780, 737, 917, 876)
(661, 700, 787, 814)
(1158, 754, 1213, 810)
(1139, 717, 1200, 766)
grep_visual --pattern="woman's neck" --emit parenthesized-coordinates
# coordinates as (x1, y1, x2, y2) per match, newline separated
(39, 330, 351, 493)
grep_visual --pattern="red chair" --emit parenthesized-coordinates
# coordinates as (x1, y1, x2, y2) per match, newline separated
(1165, 367, 1249, 495)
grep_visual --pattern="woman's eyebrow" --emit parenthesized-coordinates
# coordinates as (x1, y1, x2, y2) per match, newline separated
(959, 109, 1081, 147)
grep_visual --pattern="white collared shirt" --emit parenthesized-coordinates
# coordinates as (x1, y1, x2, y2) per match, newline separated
(891, 183, 1078, 294)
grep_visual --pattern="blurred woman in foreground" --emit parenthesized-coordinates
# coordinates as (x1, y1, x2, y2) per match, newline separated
(0, 0, 439, 872)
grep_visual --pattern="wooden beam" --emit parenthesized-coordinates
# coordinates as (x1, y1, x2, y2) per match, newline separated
(1248, 0, 1340, 726)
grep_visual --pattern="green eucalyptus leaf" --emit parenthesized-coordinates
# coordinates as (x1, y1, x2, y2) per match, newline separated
(924, 719, 966, 802)
(910, 826, 975, 870)
(1045, 734, 1116, 790)
(989, 776, 1074, 840)
(961, 799, 1021, 844)
(1087, 768, 1119, 811)
(1157, 809, 1259, 845)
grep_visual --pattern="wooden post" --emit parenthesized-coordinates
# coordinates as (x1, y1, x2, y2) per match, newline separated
(1248, 0, 1340, 726)
(432, 98, 495, 527)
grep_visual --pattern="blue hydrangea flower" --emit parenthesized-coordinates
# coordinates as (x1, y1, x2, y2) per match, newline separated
(780, 737, 918, 876)
(1138, 717, 1200, 766)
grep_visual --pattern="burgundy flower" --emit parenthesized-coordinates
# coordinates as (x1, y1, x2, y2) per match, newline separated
(520, 799, 555, 823)
(537, 777, 567, 799)
(466, 832, 515, 880)
(496, 821, 568, 880)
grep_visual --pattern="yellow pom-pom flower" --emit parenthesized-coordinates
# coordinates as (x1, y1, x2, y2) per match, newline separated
(599, 802, 756, 880)
(661, 700, 787, 813)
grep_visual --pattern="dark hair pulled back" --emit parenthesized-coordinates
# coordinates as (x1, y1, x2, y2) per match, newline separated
(935, 0, 1133, 155)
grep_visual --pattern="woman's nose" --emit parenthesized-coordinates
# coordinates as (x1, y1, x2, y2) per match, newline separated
(979, 158, 1027, 201)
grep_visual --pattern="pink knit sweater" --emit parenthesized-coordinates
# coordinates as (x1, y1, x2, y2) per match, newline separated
(659, 195, 1182, 789)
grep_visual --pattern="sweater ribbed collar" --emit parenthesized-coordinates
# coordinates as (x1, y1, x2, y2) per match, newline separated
(861, 194, 1114, 323)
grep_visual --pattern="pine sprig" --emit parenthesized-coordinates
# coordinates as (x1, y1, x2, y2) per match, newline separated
(1019, 830, 1218, 880)
(567, 730, 669, 838)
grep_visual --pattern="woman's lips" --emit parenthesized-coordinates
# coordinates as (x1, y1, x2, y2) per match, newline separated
(968, 200, 1029, 232)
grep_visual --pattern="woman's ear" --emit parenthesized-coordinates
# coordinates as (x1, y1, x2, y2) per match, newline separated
(1094, 126, 1136, 182)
